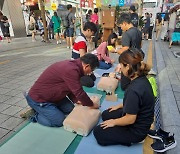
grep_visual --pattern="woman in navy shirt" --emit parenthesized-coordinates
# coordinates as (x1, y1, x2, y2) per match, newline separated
(93, 48, 155, 146)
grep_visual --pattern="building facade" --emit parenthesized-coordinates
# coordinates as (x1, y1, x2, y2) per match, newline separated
(0, 0, 26, 37)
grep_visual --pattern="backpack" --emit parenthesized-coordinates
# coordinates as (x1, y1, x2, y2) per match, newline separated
(47, 15, 53, 28)
(148, 76, 158, 97)
(49, 19, 54, 28)
(29, 23, 35, 31)
(131, 13, 138, 27)
(4, 22, 10, 27)
(63, 12, 70, 28)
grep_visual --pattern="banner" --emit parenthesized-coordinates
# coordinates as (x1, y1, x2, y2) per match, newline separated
(102, 0, 110, 6)
(88, 0, 94, 8)
(111, 0, 118, 6)
(80, 0, 85, 7)
(119, 0, 124, 6)
(51, 3, 57, 10)
(125, 0, 132, 6)
(96, 0, 102, 8)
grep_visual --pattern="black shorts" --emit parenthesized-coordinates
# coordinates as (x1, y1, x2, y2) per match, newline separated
(143, 27, 149, 34)
(66, 28, 74, 37)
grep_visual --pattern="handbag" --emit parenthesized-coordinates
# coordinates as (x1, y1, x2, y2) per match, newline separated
(29, 23, 35, 31)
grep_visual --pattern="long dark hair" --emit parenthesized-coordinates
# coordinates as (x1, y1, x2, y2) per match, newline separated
(54, 12, 58, 17)
(107, 33, 117, 46)
(156, 14, 162, 24)
(119, 48, 150, 78)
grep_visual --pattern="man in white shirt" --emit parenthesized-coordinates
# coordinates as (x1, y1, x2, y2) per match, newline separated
(46, 11, 54, 40)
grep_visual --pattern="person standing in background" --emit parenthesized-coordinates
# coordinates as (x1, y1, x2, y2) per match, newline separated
(86, 10, 92, 22)
(66, 4, 75, 49)
(46, 11, 54, 40)
(160, 13, 169, 40)
(0, 11, 11, 43)
(52, 12, 61, 45)
(90, 8, 99, 48)
(38, 18, 45, 42)
(142, 13, 150, 40)
(29, 12, 36, 42)
(148, 13, 154, 40)
(155, 13, 163, 41)
(129, 5, 139, 28)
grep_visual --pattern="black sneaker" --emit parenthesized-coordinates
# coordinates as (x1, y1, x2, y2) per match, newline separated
(148, 128, 170, 140)
(151, 134, 177, 153)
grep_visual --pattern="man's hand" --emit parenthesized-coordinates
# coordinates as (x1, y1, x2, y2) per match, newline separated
(90, 96, 100, 106)
(76, 101, 82, 105)
(100, 119, 116, 129)
(89, 103, 99, 109)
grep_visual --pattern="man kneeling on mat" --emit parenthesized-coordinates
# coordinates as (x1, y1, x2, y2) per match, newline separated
(93, 48, 155, 146)
(20, 54, 99, 127)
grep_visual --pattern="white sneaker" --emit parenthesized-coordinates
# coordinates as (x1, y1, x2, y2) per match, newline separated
(59, 40, 62, 44)
(70, 46, 73, 50)
(67, 46, 70, 49)
(57, 41, 59, 45)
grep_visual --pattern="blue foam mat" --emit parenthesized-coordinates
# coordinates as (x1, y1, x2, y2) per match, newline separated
(74, 99, 143, 154)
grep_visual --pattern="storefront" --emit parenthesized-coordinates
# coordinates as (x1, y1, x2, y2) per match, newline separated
(0, 0, 26, 38)
(169, 2, 180, 37)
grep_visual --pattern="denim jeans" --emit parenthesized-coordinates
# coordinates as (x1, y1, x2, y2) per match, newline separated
(25, 94, 74, 127)
(99, 61, 112, 70)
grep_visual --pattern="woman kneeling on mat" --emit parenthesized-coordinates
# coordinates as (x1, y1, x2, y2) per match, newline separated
(93, 48, 155, 146)
(96, 33, 117, 69)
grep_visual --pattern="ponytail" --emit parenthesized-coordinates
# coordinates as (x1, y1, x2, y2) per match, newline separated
(139, 61, 151, 76)
(119, 48, 150, 78)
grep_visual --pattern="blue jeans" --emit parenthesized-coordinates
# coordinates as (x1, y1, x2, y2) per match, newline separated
(99, 61, 112, 69)
(25, 94, 74, 127)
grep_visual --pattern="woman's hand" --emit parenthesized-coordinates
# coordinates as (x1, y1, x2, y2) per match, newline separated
(100, 119, 116, 129)
(109, 47, 116, 53)
(115, 64, 121, 73)
(111, 59, 115, 64)
(108, 104, 123, 112)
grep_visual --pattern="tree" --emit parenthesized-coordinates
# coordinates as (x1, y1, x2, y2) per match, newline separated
(39, 0, 49, 42)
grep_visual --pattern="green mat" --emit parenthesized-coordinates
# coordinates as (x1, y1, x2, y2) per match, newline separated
(0, 123, 77, 154)
(84, 84, 124, 99)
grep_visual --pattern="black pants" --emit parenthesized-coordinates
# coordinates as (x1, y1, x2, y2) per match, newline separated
(48, 26, 54, 39)
(93, 108, 145, 146)
(148, 26, 153, 39)
(93, 25, 99, 48)
(80, 74, 96, 87)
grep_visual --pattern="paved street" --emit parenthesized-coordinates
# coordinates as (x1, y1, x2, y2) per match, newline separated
(0, 37, 179, 153)
(0, 37, 71, 144)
